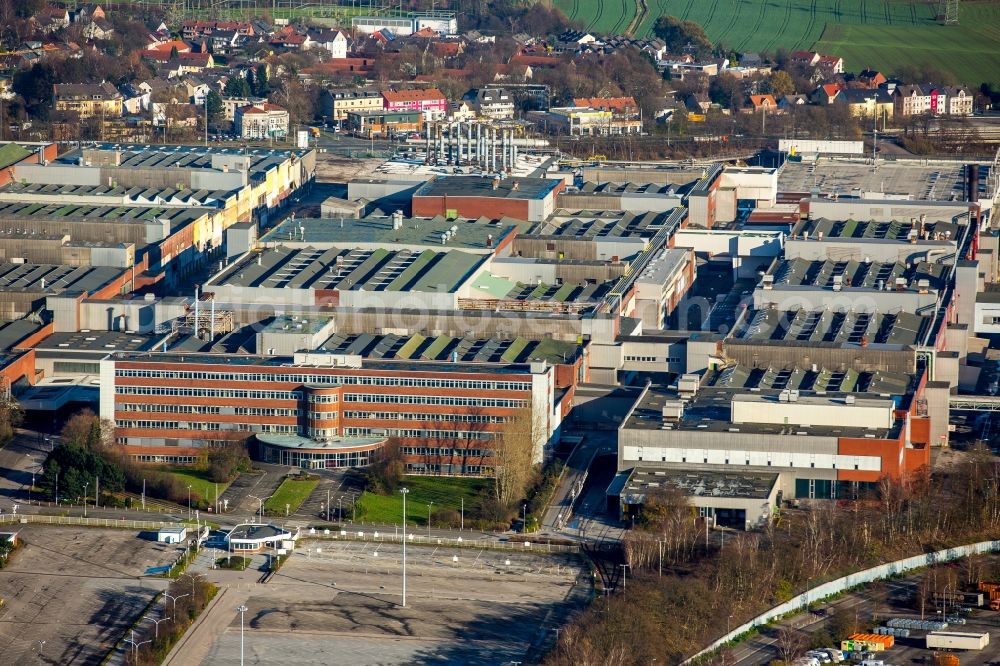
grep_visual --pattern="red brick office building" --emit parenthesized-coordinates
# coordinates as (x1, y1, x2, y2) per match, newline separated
(100, 352, 562, 474)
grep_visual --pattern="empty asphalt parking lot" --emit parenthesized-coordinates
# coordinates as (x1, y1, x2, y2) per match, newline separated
(0, 526, 175, 665)
(198, 540, 590, 665)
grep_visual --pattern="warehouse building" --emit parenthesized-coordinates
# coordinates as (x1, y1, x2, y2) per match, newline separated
(411, 176, 564, 222)
(99, 351, 563, 473)
(617, 368, 935, 501)
(514, 209, 679, 262)
(206, 245, 488, 310)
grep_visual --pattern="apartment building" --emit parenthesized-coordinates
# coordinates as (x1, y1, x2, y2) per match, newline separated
(382, 88, 447, 120)
(893, 84, 974, 117)
(53, 82, 122, 118)
(320, 89, 383, 121)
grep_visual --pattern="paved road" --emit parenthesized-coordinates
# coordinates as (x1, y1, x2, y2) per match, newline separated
(728, 579, 916, 665)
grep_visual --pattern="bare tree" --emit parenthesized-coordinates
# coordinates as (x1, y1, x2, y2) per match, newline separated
(776, 626, 806, 664)
(492, 406, 538, 509)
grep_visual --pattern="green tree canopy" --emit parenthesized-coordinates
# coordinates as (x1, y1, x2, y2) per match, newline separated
(653, 15, 712, 60)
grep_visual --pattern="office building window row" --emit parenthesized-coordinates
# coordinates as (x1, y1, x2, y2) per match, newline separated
(308, 394, 339, 403)
(400, 446, 494, 457)
(344, 427, 497, 440)
(116, 369, 530, 392)
(119, 420, 223, 431)
(235, 407, 300, 417)
(119, 404, 222, 414)
(344, 411, 504, 423)
(116, 386, 302, 400)
(343, 393, 527, 408)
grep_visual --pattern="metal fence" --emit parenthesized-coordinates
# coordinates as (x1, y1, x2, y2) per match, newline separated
(682, 538, 1000, 664)
(0, 514, 188, 530)
(300, 527, 581, 554)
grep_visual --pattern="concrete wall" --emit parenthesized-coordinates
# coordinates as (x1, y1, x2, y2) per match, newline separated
(556, 192, 682, 213)
(807, 198, 973, 223)
(488, 256, 627, 284)
(683, 539, 1000, 664)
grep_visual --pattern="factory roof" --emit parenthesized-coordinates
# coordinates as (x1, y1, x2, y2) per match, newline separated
(634, 248, 689, 286)
(213, 246, 485, 293)
(168, 324, 259, 354)
(778, 158, 993, 201)
(624, 384, 904, 437)
(0, 201, 211, 230)
(413, 175, 561, 200)
(707, 363, 914, 395)
(35, 331, 165, 353)
(0, 181, 235, 208)
(574, 181, 681, 196)
(109, 351, 547, 376)
(770, 257, 947, 290)
(0, 319, 47, 350)
(318, 332, 580, 365)
(621, 468, 779, 504)
(0, 264, 123, 294)
(470, 272, 611, 303)
(528, 209, 673, 239)
(58, 144, 310, 183)
(794, 216, 965, 242)
(262, 214, 522, 250)
(733, 308, 929, 347)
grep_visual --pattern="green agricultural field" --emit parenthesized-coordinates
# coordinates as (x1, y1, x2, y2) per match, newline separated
(557, 0, 1000, 86)
(355, 475, 492, 525)
(817, 3, 1000, 87)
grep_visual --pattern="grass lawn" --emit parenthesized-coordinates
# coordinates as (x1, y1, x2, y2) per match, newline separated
(264, 477, 319, 515)
(164, 468, 231, 505)
(355, 476, 492, 526)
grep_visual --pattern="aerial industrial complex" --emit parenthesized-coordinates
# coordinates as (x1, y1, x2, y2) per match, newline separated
(0, 139, 987, 527)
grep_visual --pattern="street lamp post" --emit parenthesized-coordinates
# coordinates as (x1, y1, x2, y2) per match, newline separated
(620, 564, 629, 593)
(36, 640, 45, 656)
(400, 487, 409, 607)
(460, 497, 464, 531)
(84, 481, 89, 517)
(145, 614, 172, 639)
(427, 501, 434, 536)
(237, 604, 249, 666)
(187, 485, 192, 519)
(522, 503, 527, 533)
(163, 592, 189, 615)
(248, 494, 266, 521)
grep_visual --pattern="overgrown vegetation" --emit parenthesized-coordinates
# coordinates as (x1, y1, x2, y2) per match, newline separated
(215, 556, 251, 571)
(123, 576, 217, 666)
(361, 407, 546, 530)
(546, 446, 1000, 665)
(41, 409, 249, 509)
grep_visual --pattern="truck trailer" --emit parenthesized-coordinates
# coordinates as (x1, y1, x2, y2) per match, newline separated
(925, 631, 989, 650)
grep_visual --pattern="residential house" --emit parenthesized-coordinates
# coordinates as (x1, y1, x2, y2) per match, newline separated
(817, 55, 844, 75)
(119, 83, 150, 114)
(153, 102, 199, 128)
(811, 83, 845, 105)
(464, 88, 515, 120)
(209, 30, 245, 54)
(307, 29, 349, 58)
(270, 28, 312, 51)
(789, 50, 821, 68)
(71, 4, 106, 23)
(840, 88, 894, 121)
(447, 100, 476, 121)
(183, 78, 212, 105)
(142, 40, 191, 59)
(346, 110, 422, 138)
(319, 88, 383, 121)
(235, 102, 289, 139)
(35, 6, 71, 34)
(778, 94, 808, 111)
(182, 20, 256, 40)
(82, 18, 114, 41)
(382, 88, 447, 121)
(747, 94, 778, 113)
(573, 96, 642, 131)
(893, 84, 973, 116)
(53, 82, 122, 118)
(555, 30, 596, 49)
(856, 69, 887, 89)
